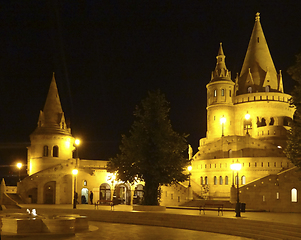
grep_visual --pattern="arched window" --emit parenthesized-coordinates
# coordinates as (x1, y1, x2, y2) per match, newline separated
(200, 177, 203, 185)
(261, 118, 266, 126)
(214, 176, 217, 185)
(225, 176, 228, 185)
(228, 149, 232, 158)
(241, 176, 246, 185)
(219, 176, 223, 185)
(235, 175, 238, 185)
(205, 176, 208, 185)
(265, 85, 270, 92)
(53, 145, 59, 157)
(43, 145, 48, 157)
(214, 90, 217, 97)
(269, 117, 274, 125)
(291, 188, 297, 202)
(221, 89, 225, 96)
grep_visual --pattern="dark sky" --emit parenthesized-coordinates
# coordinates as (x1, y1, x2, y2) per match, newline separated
(1, 1, 301, 166)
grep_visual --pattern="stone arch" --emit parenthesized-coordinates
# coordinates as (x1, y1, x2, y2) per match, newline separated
(115, 183, 131, 205)
(44, 181, 56, 204)
(27, 187, 38, 203)
(99, 183, 111, 201)
(53, 145, 59, 157)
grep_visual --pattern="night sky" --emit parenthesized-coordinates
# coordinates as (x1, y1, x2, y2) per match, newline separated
(1, 1, 301, 176)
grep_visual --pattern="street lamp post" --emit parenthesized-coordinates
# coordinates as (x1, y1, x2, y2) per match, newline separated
(231, 163, 242, 217)
(17, 163, 22, 182)
(245, 112, 250, 135)
(220, 116, 226, 137)
(187, 165, 192, 200)
(72, 169, 78, 209)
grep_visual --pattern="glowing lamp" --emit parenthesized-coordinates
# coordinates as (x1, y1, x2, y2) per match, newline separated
(75, 139, 80, 146)
(17, 163, 22, 169)
(231, 163, 242, 171)
(72, 169, 78, 175)
(187, 165, 192, 172)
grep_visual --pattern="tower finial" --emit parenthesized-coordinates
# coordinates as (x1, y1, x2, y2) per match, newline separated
(255, 12, 260, 22)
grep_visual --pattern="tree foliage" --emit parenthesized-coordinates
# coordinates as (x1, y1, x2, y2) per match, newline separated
(107, 90, 189, 205)
(285, 53, 301, 169)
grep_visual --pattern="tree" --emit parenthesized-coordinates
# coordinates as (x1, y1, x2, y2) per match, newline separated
(107, 90, 190, 205)
(285, 53, 301, 169)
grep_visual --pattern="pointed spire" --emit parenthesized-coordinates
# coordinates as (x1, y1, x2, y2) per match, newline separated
(31, 73, 71, 136)
(210, 43, 232, 82)
(238, 13, 279, 94)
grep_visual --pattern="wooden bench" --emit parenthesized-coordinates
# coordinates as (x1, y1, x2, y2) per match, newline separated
(95, 199, 115, 210)
(200, 203, 224, 216)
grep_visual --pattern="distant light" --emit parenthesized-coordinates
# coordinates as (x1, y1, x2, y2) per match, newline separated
(187, 165, 192, 172)
(245, 113, 250, 120)
(231, 163, 242, 171)
(277, 146, 282, 149)
(72, 169, 78, 175)
(17, 163, 22, 169)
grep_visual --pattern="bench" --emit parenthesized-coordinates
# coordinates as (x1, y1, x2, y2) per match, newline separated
(200, 203, 224, 216)
(95, 199, 116, 210)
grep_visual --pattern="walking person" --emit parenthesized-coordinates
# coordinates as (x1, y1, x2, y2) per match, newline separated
(90, 191, 93, 204)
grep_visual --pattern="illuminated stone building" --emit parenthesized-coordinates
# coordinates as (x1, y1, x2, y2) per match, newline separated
(187, 13, 301, 211)
(18, 74, 143, 205)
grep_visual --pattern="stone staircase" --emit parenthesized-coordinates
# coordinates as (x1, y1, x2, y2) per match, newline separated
(1, 193, 23, 209)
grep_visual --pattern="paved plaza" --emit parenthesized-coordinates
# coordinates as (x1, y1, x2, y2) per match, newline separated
(2, 204, 300, 240)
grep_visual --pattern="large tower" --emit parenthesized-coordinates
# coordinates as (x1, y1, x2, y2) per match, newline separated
(27, 73, 75, 175)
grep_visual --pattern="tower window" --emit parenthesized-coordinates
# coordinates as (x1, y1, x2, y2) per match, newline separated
(265, 85, 270, 92)
(291, 188, 297, 202)
(214, 176, 217, 185)
(43, 145, 49, 157)
(229, 90, 232, 97)
(221, 89, 224, 96)
(219, 176, 223, 185)
(214, 90, 217, 97)
(225, 176, 228, 185)
(53, 146, 59, 157)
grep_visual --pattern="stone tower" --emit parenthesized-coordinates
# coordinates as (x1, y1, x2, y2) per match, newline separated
(27, 73, 75, 175)
(206, 43, 235, 139)
(193, 13, 295, 200)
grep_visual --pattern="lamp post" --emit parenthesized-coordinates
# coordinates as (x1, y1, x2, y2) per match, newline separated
(231, 163, 242, 217)
(187, 165, 192, 187)
(111, 173, 116, 201)
(245, 112, 250, 135)
(187, 165, 193, 200)
(16, 163, 22, 182)
(72, 169, 78, 209)
(220, 115, 226, 137)
(75, 139, 80, 159)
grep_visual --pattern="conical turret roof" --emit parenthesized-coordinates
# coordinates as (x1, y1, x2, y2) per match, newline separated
(31, 73, 71, 136)
(237, 13, 283, 94)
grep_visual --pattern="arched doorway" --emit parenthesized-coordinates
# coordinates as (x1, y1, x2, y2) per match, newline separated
(99, 183, 111, 201)
(44, 181, 56, 204)
(115, 183, 131, 205)
(133, 184, 144, 204)
(81, 188, 89, 204)
(27, 188, 38, 203)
